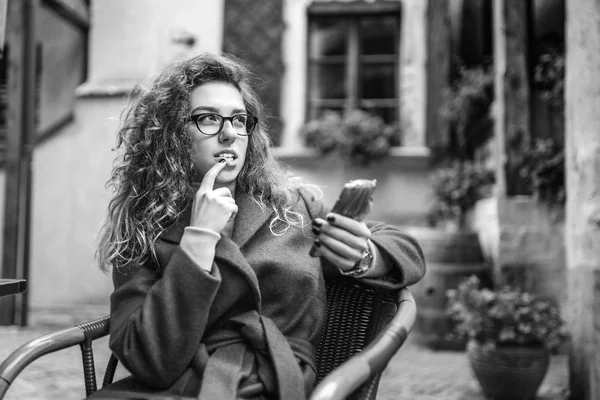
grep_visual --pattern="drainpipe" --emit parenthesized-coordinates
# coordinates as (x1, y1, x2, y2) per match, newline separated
(19, 0, 36, 327)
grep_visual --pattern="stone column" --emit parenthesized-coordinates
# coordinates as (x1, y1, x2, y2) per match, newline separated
(565, 0, 600, 397)
(399, 0, 427, 148)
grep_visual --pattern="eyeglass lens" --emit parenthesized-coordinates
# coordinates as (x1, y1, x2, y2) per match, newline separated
(194, 114, 255, 135)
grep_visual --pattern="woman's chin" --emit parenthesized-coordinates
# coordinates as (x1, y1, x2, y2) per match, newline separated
(215, 171, 239, 187)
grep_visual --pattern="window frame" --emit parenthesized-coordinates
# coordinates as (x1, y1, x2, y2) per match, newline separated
(305, 3, 401, 130)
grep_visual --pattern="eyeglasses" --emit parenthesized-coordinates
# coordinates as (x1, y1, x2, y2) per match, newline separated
(189, 113, 258, 136)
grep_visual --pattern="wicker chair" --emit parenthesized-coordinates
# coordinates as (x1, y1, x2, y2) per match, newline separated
(0, 278, 416, 400)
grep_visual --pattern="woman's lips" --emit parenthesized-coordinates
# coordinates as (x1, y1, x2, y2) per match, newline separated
(217, 154, 236, 164)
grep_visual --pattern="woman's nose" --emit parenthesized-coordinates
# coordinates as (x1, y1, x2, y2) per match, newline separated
(218, 120, 238, 143)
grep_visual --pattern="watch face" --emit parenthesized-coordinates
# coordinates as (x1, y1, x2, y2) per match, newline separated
(340, 247, 373, 277)
(361, 249, 373, 266)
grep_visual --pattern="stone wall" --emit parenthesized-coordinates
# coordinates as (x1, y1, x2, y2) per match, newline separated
(473, 195, 566, 307)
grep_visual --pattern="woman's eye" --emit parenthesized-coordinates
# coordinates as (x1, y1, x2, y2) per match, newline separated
(232, 115, 247, 127)
(198, 114, 220, 125)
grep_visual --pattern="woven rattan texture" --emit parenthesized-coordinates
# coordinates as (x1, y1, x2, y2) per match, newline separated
(316, 279, 398, 399)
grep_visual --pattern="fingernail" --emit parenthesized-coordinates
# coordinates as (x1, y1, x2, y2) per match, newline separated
(313, 220, 322, 227)
(220, 159, 226, 163)
(312, 227, 320, 235)
(326, 215, 335, 223)
(314, 239, 321, 247)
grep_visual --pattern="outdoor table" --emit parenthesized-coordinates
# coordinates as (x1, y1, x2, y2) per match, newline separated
(0, 279, 27, 298)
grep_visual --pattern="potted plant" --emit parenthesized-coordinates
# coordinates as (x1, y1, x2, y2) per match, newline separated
(427, 161, 495, 231)
(446, 275, 568, 400)
(300, 109, 399, 166)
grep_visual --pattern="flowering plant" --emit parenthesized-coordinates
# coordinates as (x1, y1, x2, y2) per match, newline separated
(446, 275, 568, 351)
(301, 109, 399, 166)
(427, 161, 495, 226)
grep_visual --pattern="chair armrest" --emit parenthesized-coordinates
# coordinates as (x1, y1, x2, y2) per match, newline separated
(0, 316, 110, 399)
(309, 287, 416, 400)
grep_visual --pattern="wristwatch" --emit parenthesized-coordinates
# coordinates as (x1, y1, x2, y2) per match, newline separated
(339, 242, 374, 278)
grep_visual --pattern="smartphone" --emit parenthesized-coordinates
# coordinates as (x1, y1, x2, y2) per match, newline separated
(309, 179, 377, 256)
(330, 179, 377, 220)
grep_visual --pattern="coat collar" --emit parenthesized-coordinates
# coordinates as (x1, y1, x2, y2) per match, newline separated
(159, 190, 273, 248)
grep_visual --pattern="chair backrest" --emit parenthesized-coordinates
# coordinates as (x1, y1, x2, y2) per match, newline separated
(99, 278, 399, 399)
(316, 278, 398, 400)
(0, 280, 409, 400)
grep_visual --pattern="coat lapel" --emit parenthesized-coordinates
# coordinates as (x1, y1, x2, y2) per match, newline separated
(231, 191, 272, 248)
(159, 189, 272, 247)
(158, 190, 272, 307)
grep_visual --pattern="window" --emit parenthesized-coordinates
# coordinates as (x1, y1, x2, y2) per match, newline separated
(307, 7, 400, 144)
(0, 0, 90, 162)
(36, 1, 89, 138)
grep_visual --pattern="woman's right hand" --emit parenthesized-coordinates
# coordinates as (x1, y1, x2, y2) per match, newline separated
(189, 160, 238, 234)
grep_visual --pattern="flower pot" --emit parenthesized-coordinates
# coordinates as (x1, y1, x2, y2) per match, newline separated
(467, 341, 550, 400)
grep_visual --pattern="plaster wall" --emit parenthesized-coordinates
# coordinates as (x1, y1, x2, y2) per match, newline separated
(28, 96, 127, 307)
(89, 0, 224, 82)
(275, 148, 432, 225)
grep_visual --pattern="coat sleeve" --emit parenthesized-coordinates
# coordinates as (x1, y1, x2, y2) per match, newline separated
(108, 238, 222, 389)
(297, 187, 426, 289)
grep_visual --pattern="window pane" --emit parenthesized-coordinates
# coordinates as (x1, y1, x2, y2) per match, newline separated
(37, 5, 87, 135)
(359, 15, 398, 55)
(360, 63, 395, 99)
(310, 17, 348, 58)
(309, 63, 347, 99)
(361, 106, 396, 124)
(313, 106, 344, 120)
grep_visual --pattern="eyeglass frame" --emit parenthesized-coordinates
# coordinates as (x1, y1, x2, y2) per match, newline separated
(188, 113, 258, 136)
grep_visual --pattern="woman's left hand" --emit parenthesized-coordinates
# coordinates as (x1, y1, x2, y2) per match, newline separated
(311, 213, 371, 273)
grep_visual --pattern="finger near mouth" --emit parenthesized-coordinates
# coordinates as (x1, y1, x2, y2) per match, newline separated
(216, 156, 236, 165)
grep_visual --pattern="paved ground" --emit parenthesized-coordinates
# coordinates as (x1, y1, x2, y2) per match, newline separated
(0, 307, 570, 400)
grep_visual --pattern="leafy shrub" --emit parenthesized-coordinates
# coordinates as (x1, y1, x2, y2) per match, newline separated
(301, 109, 399, 166)
(427, 161, 495, 225)
(446, 275, 568, 351)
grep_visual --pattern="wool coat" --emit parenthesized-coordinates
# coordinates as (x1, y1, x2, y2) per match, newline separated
(91, 187, 426, 400)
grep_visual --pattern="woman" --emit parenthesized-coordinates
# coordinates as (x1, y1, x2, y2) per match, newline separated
(94, 53, 425, 399)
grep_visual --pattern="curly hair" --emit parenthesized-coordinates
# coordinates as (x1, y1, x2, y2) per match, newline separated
(97, 53, 303, 272)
